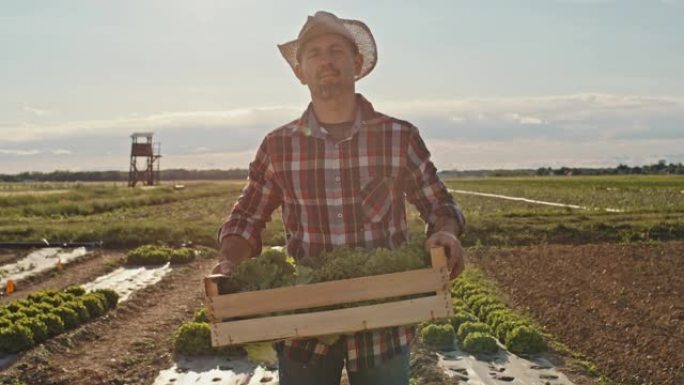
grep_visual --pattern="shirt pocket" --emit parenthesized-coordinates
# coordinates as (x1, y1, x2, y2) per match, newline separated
(359, 176, 394, 223)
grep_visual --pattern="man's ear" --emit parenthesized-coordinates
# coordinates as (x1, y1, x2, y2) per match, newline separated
(294, 64, 307, 85)
(354, 53, 363, 78)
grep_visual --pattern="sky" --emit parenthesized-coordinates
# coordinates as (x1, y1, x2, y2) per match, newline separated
(2, 0, 684, 173)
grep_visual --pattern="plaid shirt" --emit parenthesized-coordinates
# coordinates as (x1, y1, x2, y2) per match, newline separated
(219, 94, 464, 371)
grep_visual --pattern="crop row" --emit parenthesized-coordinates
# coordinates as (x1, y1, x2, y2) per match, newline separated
(173, 309, 278, 365)
(420, 267, 546, 355)
(0, 286, 119, 356)
(0, 244, 217, 358)
(0, 191, 247, 248)
(124, 245, 204, 265)
(0, 185, 231, 219)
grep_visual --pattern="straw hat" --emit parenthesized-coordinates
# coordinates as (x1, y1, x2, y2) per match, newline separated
(277, 11, 377, 80)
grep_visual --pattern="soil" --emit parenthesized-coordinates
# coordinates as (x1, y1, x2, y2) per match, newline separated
(0, 250, 122, 305)
(0, 250, 25, 266)
(470, 241, 684, 385)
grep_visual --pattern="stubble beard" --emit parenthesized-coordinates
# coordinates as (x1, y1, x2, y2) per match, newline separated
(316, 76, 355, 100)
(318, 82, 342, 100)
(314, 65, 353, 100)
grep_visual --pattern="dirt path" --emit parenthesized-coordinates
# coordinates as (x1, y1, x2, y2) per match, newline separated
(470, 242, 684, 385)
(0, 250, 25, 266)
(0, 250, 122, 305)
(1, 257, 216, 385)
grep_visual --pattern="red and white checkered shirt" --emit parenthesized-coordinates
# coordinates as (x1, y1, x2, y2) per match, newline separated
(219, 94, 464, 371)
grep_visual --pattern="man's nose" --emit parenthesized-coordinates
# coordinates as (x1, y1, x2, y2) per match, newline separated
(319, 50, 335, 64)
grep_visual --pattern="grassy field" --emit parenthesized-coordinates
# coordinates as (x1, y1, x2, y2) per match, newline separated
(0, 181, 241, 247)
(448, 175, 684, 213)
(447, 175, 684, 246)
(0, 175, 682, 248)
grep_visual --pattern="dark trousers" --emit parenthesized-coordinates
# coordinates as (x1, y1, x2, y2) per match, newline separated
(277, 344, 410, 385)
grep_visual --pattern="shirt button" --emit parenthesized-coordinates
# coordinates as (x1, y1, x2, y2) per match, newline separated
(337, 213, 343, 218)
(335, 176, 341, 182)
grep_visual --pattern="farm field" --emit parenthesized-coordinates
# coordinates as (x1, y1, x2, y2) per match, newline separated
(1, 176, 683, 250)
(471, 242, 684, 385)
(446, 175, 684, 247)
(0, 175, 682, 385)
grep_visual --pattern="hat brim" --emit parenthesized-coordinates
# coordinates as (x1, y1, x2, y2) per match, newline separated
(278, 18, 377, 81)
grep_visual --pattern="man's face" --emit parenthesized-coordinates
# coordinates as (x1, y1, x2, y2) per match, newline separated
(295, 33, 363, 100)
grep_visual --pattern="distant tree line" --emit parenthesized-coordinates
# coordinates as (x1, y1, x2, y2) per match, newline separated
(2, 161, 682, 182)
(534, 160, 684, 176)
(439, 160, 684, 178)
(0, 168, 249, 182)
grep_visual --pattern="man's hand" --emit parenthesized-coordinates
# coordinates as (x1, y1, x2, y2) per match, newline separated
(425, 230, 464, 280)
(211, 259, 237, 276)
(213, 235, 253, 276)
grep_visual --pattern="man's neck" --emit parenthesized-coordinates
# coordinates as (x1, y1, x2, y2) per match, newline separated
(311, 92, 357, 124)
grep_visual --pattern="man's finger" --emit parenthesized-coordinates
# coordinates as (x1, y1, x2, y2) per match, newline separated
(447, 244, 464, 280)
(450, 250, 465, 279)
(449, 258, 464, 279)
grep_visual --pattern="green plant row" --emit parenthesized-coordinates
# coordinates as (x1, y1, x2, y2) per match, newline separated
(125, 245, 216, 265)
(420, 267, 547, 355)
(420, 317, 499, 355)
(449, 268, 546, 355)
(173, 309, 229, 356)
(0, 286, 119, 356)
(1, 184, 229, 218)
(175, 308, 336, 365)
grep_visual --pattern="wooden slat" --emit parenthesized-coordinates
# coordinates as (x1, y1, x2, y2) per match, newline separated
(429, 247, 451, 296)
(210, 295, 452, 346)
(203, 276, 220, 321)
(204, 275, 220, 297)
(430, 247, 448, 271)
(208, 268, 442, 320)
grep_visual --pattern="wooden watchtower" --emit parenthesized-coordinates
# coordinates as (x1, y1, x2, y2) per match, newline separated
(128, 132, 162, 187)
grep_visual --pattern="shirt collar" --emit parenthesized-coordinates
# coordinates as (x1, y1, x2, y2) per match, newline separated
(294, 94, 382, 140)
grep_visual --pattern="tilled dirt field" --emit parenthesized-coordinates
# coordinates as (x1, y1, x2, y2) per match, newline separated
(3, 243, 679, 385)
(470, 241, 684, 385)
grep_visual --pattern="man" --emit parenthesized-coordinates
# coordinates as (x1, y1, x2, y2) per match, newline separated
(216, 11, 466, 385)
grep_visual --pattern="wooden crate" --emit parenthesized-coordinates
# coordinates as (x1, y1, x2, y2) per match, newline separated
(203, 247, 453, 346)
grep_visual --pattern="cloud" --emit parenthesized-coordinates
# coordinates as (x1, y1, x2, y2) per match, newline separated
(379, 93, 684, 142)
(0, 148, 259, 174)
(4, 93, 682, 144)
(51, 149, 72, 155)
(0, 148, 72, 157)
(1, 93, 683, 173)
(428, 137, 684, 171)
(2, 105, 301, 143)
(0, 149, 41, 156)
(502, 113, 546, 125)
(23, 105, 48, 117)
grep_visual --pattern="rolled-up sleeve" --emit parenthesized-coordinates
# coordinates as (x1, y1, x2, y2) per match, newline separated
(217, 138, 283, 255)
(402, 125, 466, 236)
